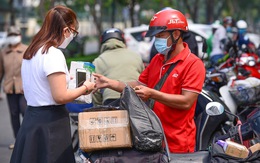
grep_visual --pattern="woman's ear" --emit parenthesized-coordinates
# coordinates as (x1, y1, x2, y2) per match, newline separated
(62, 27, 70, 38)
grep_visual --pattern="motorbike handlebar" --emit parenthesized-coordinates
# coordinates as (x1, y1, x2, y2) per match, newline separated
(216, 133, 231, 141)
(216, 122, 254, 142)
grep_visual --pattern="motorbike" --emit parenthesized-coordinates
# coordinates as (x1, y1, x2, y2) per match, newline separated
(204, 45, 260, 97)
(171, 101, 260, 163)
(66, 102, 94, 152)
(73, 87, 233, 163)
(194, 87, 233, 151)
(219, 43, 260, 80)
(204, 66, 234, 97)
(204, 45, 260, 122)
(204, 38, 260, 95)
(82, 100, 257, 163)
(206, 102, 260, 156)
(218, 75, 260, 123)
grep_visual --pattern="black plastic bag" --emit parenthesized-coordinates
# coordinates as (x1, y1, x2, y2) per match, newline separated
(119, 85, 164, 152)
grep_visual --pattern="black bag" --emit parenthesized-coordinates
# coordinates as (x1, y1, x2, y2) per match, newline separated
(88, 86, 170, 163)
(210, 143, 260, 163)
(119, 85, 164, 152)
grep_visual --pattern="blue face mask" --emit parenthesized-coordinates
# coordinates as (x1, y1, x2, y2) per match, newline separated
(226, 26, 232, 33)
(238, 29, 246, 35)
(154, 35, 172, 55)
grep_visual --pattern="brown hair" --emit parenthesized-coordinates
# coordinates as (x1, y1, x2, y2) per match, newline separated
(23, 5, 78, 59)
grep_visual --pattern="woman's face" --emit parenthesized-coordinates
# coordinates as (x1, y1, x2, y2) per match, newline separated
(58, 25, 78, 49)
(62, 26, 78, 38)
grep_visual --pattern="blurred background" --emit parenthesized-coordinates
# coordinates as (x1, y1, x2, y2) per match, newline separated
(0, 0, 259, 62)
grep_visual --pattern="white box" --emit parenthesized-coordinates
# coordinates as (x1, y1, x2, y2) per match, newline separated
(69, 61, 95, 103)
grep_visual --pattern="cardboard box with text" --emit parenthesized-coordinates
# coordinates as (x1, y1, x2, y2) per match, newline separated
(78, 110, 132, 152)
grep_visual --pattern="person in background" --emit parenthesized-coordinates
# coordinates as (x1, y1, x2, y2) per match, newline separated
(10, 5, 95, 163)
(236, 19, 255, 52)
(93, 9, 205, 153)
(209, 20, 227, 65)
(92, 28, 144, 105)
(207, 20, 221, 58)
(210, 16, 237, 66)
(224, 27, 239, 53)
(0, 26, 28, 149)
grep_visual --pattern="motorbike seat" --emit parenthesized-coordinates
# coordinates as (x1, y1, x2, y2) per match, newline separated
(170, 151, 210, 163)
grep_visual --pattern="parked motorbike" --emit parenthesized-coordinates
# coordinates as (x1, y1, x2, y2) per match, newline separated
(66, 102, 93, 152)
(219, 76, 260, 123)
(194, 87, 233, 151)
(220, 43, 260, 79)
(206, 103, 260, 163)
(171, 101, 260, 163)
(206, 101, 260, 149)
(74, 88, 233, 163)
(204, 43, 260, 97)
(204, 67, 234, 96)
(205, 44, 260, 121)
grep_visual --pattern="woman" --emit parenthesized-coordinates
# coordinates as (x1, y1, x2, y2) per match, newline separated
(10, 5, 95, 163)
(0, 26, 28, 149)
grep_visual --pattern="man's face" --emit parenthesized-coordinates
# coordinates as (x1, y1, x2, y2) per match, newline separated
(155, 31, 174, 46)
(155, 31, 171, 38)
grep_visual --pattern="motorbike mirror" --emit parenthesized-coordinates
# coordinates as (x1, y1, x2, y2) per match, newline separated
(206, 102, 224, 116)
(202, 38, 208, 53)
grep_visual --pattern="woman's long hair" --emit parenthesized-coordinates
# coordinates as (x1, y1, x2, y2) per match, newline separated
(23, 5, 78, 59)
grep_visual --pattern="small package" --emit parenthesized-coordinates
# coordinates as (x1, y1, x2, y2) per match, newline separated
(225, 140, 249, 158)
(249, 143, 260, 154)
(78, 110, 132, 152)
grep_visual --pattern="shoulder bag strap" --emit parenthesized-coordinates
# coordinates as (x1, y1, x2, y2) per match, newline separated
(149, 61, 179, 109)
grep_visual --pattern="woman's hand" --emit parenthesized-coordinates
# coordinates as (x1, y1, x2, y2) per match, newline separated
(82, 79, 96, 94)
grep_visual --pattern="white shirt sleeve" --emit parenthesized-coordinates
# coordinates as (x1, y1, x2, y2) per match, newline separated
(43, 48, 67, 76)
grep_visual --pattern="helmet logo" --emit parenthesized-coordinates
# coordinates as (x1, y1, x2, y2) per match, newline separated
(168, 18, 185, 25)
(151, 16, 158, 21)
(106, 28, 117, 33)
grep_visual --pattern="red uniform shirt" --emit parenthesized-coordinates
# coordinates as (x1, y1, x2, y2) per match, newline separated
(139, 43, 205, 153)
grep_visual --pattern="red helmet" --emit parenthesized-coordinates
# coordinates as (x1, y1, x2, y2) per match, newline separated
(145, 9, 188, 37)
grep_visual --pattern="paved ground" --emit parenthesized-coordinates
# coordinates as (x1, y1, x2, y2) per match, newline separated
(0, 93, 14, 163)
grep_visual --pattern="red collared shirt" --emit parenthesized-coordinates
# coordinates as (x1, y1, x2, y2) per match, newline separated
(139, 42, 206, 153)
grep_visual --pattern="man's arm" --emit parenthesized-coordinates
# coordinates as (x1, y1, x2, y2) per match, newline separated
(93, 73, 141, 93)
(135, 85, 199, 110)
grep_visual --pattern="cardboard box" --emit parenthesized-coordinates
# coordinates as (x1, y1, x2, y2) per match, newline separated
(249, 143, 260, 154)
(78, 110, 132, 152)
(225, 140, 249, 158)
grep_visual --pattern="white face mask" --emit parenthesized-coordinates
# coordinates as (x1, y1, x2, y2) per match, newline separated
(7, 36, 21, 45)
(59, 30, 74, 49)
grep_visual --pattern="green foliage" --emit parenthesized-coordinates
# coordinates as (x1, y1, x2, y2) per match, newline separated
(20, 0, 260, 39)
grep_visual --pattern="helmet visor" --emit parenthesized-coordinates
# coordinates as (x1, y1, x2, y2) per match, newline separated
(145, 26, 167, 37)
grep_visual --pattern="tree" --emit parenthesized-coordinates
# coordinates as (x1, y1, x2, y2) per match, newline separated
(38, 0, 56, 22)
